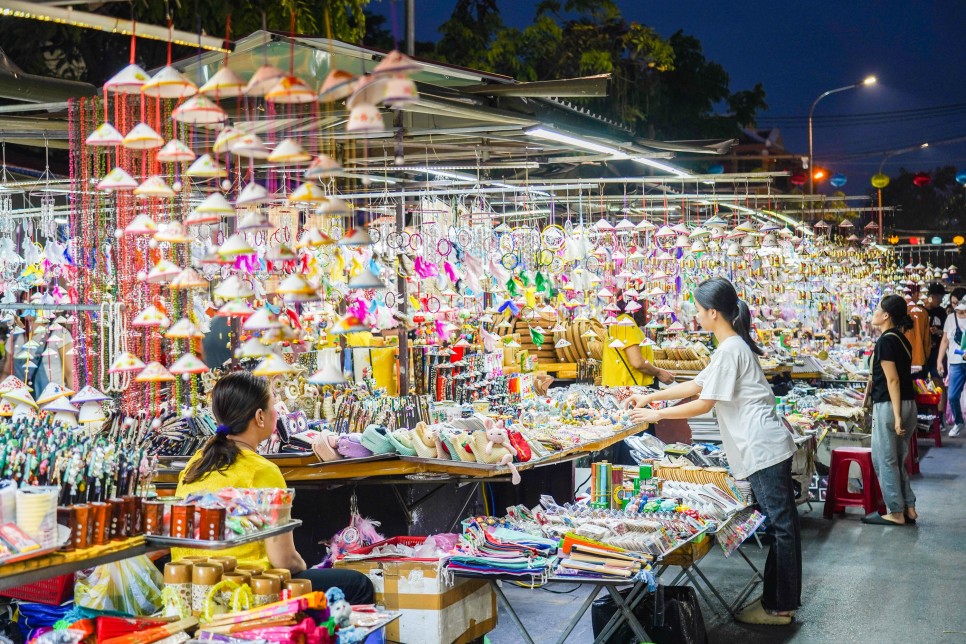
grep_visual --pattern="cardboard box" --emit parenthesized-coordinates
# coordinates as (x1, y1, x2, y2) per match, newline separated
(336, 559, 496, 644)
(816, 431, 871, 468)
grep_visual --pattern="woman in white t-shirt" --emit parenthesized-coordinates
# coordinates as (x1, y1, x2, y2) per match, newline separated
(624, 277, 800, 626)
(937, 300, 966, 436)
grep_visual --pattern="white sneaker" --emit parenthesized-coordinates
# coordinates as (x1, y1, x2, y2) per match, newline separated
(949, 424, 963, 437)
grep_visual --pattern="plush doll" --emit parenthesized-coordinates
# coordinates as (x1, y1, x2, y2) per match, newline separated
(484, 421, 521, 485)
(326, 587, 352, 628)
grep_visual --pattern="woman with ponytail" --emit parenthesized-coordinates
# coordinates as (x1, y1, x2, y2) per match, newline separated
(862, 294, 918, 526)
(175, 371, 373, 603)
(623, 277, 801, 625)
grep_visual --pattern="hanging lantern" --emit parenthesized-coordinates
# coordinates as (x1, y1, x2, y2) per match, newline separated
(829, 173, 847, 188)
(956, 171, 966, 186)
(871, 173, 890, 189)
(913, 172, 931, 188)
(789, 172, 807, 186)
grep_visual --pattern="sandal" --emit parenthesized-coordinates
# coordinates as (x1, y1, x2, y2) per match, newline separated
(861, 513, 904, 526)
(904, 512, 917, 525)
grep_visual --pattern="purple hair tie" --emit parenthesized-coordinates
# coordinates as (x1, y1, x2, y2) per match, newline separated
(216, 424, 232, 437)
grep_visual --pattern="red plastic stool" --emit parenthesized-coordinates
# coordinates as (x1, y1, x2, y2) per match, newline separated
(823, 447, 884, 518)
(906, 437, 920, 475)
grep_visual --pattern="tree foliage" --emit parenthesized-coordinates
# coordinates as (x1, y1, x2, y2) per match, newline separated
(432, 0, 765, 141)
(0, 0, 369, 86)
(878, 166, 966, 232)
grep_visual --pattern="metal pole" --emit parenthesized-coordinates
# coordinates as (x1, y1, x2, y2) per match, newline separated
(807, 82, 865, 197)
(405, 0, 415, 56)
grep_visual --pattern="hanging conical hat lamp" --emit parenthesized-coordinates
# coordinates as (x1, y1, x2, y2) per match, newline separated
(346, 103, 384, 134)
(194, 192, 235, 216)
(85, 123, 123, 146)
(216, 300, 255, 318)
(230, 133, 270, 159)
(70, 385, 110, 404)
(308, 353, 347, 385)
(318, 69, 358, 103)
(330, 313, 369, 335)
(97, 167, 138, 191)
(78, 401, 107, 425)
(0, 376, 26, 393)
(185, 154, 227, 178)
(338, 227, 373, 246)
(154, 221, 192, 244)
(135, 361, 176, 382)
(43, 397, 79, 427)
(145, 258, 181, 283)
(244, 64, 286, 97)
(382, 76, 418, 107)
(266, 244, 298, 262)
(347, 75, 389, 109)
(372, 50, 420, 76)
(636, 219, 657, 231)
(296, 227, 332, 248)
(124, 214, 158, 235)
(215, 275, 255, 300)
(236, 182, 270, 206)
(169, 353, 209, 375)
(3, 387, 37, 408)
(316, 197, 351, 217)
(36, 382, 70, 405)
(252, 353, 296, 376)
(265, 76, 316, 104)
(268, 138, 311, 164)
(104, 63, 150, 94)
(142, 65, 197, 99)
(304, 155, 342, 179)
(134, 175, 176, 199)
(156, 138, 196, 163)
(212, 126, 245, 155)
(132, 304, 170, 328)
(238, 337, 273, 358)
(276, 273, 316, 297)
(217, 233, 254, 258)
(0, 399, 13, 417)
(243, 307, 281, 331)
(165, 318, 205, 339)
(348, 268, 385, 290)
(108, 351, 146, 374)
(172, 95, 227, 125)
(199, 66, 246, 98)
(289, 182, 328, 203)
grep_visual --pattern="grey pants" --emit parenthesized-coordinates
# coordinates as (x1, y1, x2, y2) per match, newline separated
(871, 400, 917, 514)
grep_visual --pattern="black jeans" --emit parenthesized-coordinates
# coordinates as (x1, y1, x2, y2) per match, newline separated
(746, 457, 802, 612)
(295, 568, 375, 605)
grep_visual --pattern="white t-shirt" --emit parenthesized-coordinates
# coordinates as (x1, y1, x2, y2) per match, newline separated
(694, 336, 796, 480)
(943, 313, 966, 365)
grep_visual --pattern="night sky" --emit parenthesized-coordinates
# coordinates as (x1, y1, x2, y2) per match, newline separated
(371, 1, 966, 188)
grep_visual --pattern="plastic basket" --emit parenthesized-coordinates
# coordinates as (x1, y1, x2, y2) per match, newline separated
(0, 573, 74, 605)
(344, 536, 437, 562)
(915, 393, 941, 406)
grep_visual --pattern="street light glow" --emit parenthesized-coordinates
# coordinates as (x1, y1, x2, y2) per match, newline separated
(921, 142, 929, 148)
(863, 75, 877, 85)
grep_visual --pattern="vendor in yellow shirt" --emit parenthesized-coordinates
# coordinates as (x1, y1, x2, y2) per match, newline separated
(601, 307, 675, 387)
(174, 371, 373, 604)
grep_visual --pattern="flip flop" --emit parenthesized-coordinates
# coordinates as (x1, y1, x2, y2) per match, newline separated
(904, 513, 917, 525)
(861, 513, 904, 526)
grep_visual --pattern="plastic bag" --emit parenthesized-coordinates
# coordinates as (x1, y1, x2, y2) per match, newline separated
(74, 555, 164, 616)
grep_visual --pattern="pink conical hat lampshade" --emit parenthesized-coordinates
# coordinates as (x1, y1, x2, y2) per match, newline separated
(135, 361, 176, 382)
(109, 351, 147, 374)
(318, 69, 358, 103)
(265, 75, 315, 104)
(169, 353, 209, 375)
(244, 64, 286, 97)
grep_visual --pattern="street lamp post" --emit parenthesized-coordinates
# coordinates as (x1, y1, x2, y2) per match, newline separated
(808, 76, 877, 197)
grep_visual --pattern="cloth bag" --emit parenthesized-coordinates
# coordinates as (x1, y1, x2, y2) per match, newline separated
(74, 555, 164, 616)
(590, 584, 708, 644)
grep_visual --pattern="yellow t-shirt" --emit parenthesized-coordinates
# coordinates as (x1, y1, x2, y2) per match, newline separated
(601, 315, 655, 387)
(172, 449, 287, 569)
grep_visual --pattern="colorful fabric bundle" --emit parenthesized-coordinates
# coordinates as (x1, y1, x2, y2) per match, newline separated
(443, 520, 555, 579)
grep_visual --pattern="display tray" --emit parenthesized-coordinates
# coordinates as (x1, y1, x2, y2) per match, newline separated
(307, 454, 398, 468)
(146, 520, 302, 549)
(351, 610, 401, 638)
(0, 525, 70, 566)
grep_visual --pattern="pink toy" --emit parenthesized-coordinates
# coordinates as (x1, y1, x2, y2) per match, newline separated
(484, 420, 521, 485)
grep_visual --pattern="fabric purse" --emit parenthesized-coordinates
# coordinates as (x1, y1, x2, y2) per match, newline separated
(507, 430, 532, 462)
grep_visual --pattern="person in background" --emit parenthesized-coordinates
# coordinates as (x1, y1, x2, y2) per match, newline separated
(937, 295, 966, 437)
(925, 283, 947, 418)
(624, 278, 801, 625)
(863, 295, 917, 525)
(175, 371, 374, 603)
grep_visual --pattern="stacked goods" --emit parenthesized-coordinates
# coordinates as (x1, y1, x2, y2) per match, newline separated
(652, 340, 712, 372)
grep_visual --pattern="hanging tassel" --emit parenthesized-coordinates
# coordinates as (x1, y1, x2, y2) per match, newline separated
(530, 327, 545, 348)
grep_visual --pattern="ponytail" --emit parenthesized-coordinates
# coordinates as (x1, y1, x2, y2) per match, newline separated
(182, 371, 270, 484)
(879, 294, 914, 333)
(694, 277, 764, 356)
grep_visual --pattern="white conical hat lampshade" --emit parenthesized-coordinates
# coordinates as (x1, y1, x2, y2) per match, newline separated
(97, 167, 138, 191)
(165, 318, 205, 339)
(78, 401, 107, 425)
(108, 351, 146, 373)
(142, 66, 197, 99)
(134, 175, 176, 199)
(236, 182, 269, 206)
(123, 214, 157, 235)
(169, 268, 208, 290)
(135, 361, 176, 382)
(186, 154, 227, 178)
(265, 75, 316, 104)
(230, 133, 270, 159)
(104, 63, 149, 94)
(244, 64, 285, 97)
(268, 138, 311, 164)
(145, 258, 181, 283)
(70, 385, 110, 404)
(304, 155, 342, 179)
(238, 337, 273, 358)
(86, 123, 123, 146)
(156, 139, 196, 163)
(243, 308, 281, 331)
(169, 353, 209, 375)
(36, 381, 71, 405)
(172, 95, 227, 125)
(212, 126, 244, 155)
(199, 66, 246, 98)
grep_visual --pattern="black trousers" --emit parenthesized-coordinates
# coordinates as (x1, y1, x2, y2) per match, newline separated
(294, 568, 375, 604)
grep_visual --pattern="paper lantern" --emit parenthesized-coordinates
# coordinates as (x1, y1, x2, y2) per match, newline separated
(198, 66, 246, 98)
(829, 173, 847, 188)
(871, 173, 890, 189)
(789, 172, 807, 186)
(913, 172, 931, 188)
(217, 233, 254, 257)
